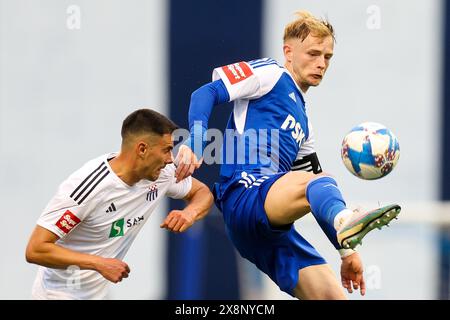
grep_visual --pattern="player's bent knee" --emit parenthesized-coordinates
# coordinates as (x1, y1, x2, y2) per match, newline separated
(265, 171, 338, 226)
(264, 171, 318, 226)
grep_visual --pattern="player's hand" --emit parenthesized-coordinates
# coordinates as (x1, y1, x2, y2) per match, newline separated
(95, 257, 130, 283)
(160, 209, 196, 233)
(174, 145, 203, 183)
(340, 251, 366, 296)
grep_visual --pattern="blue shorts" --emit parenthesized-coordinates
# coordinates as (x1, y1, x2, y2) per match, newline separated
(214, 172, 327, 296)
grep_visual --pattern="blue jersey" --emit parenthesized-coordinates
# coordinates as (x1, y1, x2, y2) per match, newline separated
(186, 59, 328, 295)
(212, 58, 317, 195)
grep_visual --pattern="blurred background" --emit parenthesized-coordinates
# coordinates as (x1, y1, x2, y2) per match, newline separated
(0, 0, 449, 299)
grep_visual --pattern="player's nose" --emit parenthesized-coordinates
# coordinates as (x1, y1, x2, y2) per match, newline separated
(317, 56, 326, 69)
(166, 152, 174, 164)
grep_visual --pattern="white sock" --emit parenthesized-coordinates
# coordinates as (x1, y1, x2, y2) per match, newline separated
(333, 208, 354, 231)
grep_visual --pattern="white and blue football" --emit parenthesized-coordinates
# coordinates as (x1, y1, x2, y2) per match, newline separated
(341, 122, 400, 180)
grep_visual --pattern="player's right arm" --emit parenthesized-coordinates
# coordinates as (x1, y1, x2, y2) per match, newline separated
(175, 78, 230, 180)
(176, 60, 268, 179)
(25, 225, 130, 283)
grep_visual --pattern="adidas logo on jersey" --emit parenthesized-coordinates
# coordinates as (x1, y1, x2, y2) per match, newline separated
(238, 172, 269, 189)
(289, 92, 296, 102)
(106, 202, 116, 213)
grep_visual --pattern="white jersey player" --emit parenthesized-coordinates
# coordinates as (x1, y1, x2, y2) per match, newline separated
(26, 109, 213, 300)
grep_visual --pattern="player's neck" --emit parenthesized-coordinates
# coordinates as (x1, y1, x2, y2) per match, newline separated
(284, 63, 309, 93)
(108, 154, 141, 186)
(299, 84, 309, 93)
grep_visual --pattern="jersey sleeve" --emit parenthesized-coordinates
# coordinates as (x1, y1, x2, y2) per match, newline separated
(212, 59, 285, 102)
(161, 164, 193, 199)
(212, 61, 259, 101)
(36, 181, 92, 239)
(212, 58, 284, 101)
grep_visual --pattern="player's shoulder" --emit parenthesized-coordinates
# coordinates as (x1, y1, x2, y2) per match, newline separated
(68, 153, 112, 181)
(244, 57, 285, 79)
(248, 58, 286, 95)
(58, 153, 116, 205)
(247, 58, 283, 71)
(215, 57, 284, 79)
(213, 58, 287, 98)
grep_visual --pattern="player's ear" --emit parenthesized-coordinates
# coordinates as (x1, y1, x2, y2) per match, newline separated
(283, 42, 293, 62)
(137, 141, 148, 158)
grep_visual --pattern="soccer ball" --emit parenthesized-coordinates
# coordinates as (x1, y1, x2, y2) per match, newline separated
(341, 122, 400, 180)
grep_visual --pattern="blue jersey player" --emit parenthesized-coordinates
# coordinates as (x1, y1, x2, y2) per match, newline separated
(176, 11, 401, 299)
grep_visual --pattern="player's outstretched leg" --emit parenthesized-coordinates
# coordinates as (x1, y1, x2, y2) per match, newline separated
(264, 171, 401, 250)
(305, 175, 401, 249)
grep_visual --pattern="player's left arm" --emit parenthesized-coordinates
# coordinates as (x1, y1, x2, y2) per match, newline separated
(174, 79, 230, 182)
(176, 60, 263, 181)
(160, 178, 214, 233)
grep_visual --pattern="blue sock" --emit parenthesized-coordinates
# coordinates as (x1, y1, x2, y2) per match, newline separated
(305, 176, 347, 249)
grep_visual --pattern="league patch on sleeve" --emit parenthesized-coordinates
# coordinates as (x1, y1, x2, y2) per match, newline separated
(221, 62, 253, 84)
(55, 210, 81, 234)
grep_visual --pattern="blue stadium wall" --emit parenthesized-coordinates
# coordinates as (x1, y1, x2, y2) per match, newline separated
(440, 0, 450, 300)
(166, 0, 263, 299)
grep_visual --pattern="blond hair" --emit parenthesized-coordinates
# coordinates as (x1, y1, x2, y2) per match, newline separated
(283, 11, 335, 42)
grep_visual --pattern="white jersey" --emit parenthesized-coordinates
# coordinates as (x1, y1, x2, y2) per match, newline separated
(31, 153, 192, 300)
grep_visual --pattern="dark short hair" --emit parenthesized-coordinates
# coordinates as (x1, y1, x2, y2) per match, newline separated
(121, 109, 178, 141)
